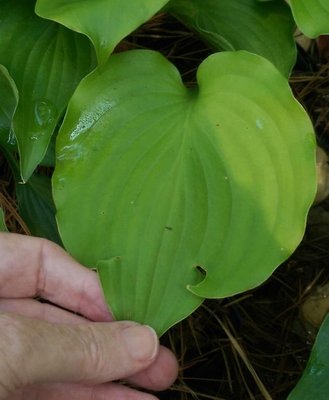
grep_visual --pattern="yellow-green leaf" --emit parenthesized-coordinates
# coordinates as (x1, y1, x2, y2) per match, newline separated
(35, 0, 169, 67)
(290, 0, 329, 38)
(53, 50, 316, 335)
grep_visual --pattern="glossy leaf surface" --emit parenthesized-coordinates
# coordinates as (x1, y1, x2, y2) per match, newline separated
(16, 174, 62, 245)
(290, 0, 329, 38)
(0, 65, 18, 151)
(0, 209, 8, 232)
(288, 314, 329, 399)
(0, 0, 95, 181)
(35, 0, 169, 66)
(165, 0, 296, 77)
(54, 50, 316, 335)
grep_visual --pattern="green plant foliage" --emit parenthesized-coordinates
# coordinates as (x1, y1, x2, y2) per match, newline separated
(165, 0, 296, 77)
(40, 133, 56, 168)
(0, 209, 8, 232)
(16, 174, 62, 244)
(290, 0, 329, 38)
(53, 49, 316, 335)
(35, 0, 169, 67)
(0, 0, 95, 182)
(288, 314, 329, 399)
(0, 65, 18, 151)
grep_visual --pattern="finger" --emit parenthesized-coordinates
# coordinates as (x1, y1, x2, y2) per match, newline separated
(7, 382, 159, 400)
(0, 314, 159, 398)
(0, 299, 87, 324)
(0, 299, 178, 392)
(0, 233, 111, 321)
(128, 346, 178, 391)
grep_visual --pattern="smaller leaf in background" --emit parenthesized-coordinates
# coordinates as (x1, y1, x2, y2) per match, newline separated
(290, 0, 329, 38)
(16, 173, 62, 245)
(0, 65, 18, 152)
(165, 0, 297, 77)
(0, 0, 96, 182)
(35, 0, 170, 67)
(0, 208, 8, 232)
(288, 313, 329, 400)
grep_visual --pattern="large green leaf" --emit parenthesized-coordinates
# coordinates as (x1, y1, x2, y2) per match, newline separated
(0, 0, 95, 182)
(0, 208, 8, 232)
(53, 50, 316, 335)
(16, 174, 62, 245)
(35, 0, 169, 67)
(165, 0, 296, 77)
(288, 314, 329, 399)
(289, 0, 329, 38)
(0, 65, 18, 151)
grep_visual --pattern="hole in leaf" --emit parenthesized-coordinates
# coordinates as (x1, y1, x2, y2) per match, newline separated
(195, 265, 207, 276)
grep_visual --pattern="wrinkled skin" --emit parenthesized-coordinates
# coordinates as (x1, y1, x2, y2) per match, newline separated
(0, 233, 178, 400)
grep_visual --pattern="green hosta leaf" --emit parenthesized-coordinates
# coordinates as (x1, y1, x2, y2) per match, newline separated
(35, 0, 169, 67)
(0, 65, 18, 151)
(16, 173, 62, 245)
(288, 314, 329, 399)
(53, 50, 316, 335)
(165, 0, 296, 77)
(40, 133, 56, 167)
(0, 208, 8, 232)
(0, 0, 95, 182)
(289, 0, 329, 38)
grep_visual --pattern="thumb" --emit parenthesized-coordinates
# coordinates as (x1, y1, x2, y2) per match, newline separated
(0, 313, 158, 398)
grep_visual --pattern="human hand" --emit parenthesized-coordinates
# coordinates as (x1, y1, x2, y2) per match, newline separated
(0, 233, 178, 399)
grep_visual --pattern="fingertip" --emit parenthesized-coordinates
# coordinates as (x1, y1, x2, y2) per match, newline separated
(128, 345, 179, 391)
(122, 325, 159, 362)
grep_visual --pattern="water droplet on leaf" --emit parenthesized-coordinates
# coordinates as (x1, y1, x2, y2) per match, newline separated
(34, 99, 57, 128)
(8, 128, 16, 145)
(256, 118, 264, 130)
(30, 99, 57, 141)
(70, 100, 115, 141)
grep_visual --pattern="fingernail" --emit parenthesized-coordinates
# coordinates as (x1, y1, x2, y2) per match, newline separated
(122, 325, 158, 361)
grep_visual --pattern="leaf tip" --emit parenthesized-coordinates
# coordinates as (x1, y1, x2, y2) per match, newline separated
(94, 41, 113, 70)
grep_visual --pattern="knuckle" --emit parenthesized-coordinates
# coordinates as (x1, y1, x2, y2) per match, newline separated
(76, 324, 112, 382)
